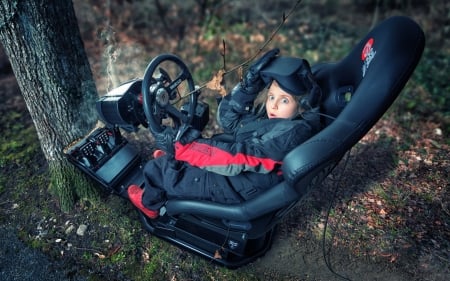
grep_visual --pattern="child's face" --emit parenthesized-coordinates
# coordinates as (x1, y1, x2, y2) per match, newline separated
(265, 81, 299, 119)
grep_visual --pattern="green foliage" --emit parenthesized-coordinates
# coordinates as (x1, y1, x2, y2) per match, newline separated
(394, 48, 450, 137)
(0, 107, 46, 210)
(412, 48, 450, 112)
(202, 14, 226, 40)
(110, 250, 126, 263)
(0, 111, 40, 168)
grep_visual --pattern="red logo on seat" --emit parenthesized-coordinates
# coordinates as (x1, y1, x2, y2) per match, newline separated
(362, 38, 374, 61)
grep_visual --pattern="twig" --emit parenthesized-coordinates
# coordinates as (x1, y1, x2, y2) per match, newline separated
(72, 246, 103, 253)
(221, 39, 226, 70)
(0, 200, 11, 206)
(185, 0, 304, 97)
(224, 0, 303, 75)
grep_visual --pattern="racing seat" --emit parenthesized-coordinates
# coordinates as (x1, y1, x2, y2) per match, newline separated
(65, 16, 425, 268)
(139, 16, 425, 267)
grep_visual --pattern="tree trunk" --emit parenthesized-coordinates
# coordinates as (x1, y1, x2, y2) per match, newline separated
(0, 0, 100, 211)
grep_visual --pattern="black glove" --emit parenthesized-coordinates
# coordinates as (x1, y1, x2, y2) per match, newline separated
(175, 124, 201, 145)
(152, 127, 175, 155)
(152, 124, 201, 155)
(230, 48, 280, 112)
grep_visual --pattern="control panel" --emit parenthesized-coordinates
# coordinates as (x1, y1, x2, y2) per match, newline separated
(65, 126, 144, 194)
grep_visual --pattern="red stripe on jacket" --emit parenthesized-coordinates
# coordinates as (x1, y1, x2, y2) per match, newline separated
(174, 141, 282, 175)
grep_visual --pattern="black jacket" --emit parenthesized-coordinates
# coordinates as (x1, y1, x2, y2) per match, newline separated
(173, 94, 322, 199)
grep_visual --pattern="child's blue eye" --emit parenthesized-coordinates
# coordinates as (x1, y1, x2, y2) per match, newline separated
(281, 98, 289, 104)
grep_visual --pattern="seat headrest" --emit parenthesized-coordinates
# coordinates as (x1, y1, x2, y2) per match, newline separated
(312, 16, 426, 125)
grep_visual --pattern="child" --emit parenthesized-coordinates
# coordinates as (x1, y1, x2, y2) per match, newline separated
(128, 49, 322, 219)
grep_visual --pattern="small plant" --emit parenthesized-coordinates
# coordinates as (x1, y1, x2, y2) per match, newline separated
(110, 250, 126, 263)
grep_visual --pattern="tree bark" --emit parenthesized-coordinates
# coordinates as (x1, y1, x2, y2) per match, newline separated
(0, 0, 100, 210)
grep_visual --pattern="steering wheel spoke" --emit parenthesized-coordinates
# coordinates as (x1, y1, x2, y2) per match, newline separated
(165, 104, 188, 124)
(166, 72, 187, 94)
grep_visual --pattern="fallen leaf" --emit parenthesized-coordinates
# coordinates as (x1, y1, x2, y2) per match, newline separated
(205, 69, 227, 96)
(141, 251, 150, 263)
(390, 254, 398, 263)
(94, 252, 106, 259)
(214, 249, 222, 259)
(108, 244, 122, 257)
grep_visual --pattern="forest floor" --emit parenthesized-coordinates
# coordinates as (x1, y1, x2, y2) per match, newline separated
(1, 1, 449, 280)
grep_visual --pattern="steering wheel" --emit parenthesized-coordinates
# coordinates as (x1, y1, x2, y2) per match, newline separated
(141, 54, 197, 134)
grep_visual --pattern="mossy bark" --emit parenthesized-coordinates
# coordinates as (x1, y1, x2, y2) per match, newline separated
(0, 0, 100, 210)
(49, 159, 100, 212)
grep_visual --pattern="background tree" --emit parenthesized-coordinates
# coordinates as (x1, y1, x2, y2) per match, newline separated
(0, 0, 99, 211)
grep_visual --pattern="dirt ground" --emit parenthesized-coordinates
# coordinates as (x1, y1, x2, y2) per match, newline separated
(1, 47, 448, 281)
(1, 1, 449, 280)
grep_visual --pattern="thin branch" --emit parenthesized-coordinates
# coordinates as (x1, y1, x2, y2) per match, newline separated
(224, 0, 303, 75)
(191, 0, 303, 97)
(0, 200, 11, 206)
(221, 39, 226, 70)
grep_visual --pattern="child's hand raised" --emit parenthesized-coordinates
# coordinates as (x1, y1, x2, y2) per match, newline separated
(230, 48, 280, 112)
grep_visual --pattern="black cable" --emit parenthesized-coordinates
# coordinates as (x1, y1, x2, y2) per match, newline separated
(321, 148, 353, 281)
(317, 112, 338, 121)
(209, 223, 232, 265)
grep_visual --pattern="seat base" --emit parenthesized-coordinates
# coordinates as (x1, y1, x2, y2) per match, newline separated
(139, 212, 276, 268)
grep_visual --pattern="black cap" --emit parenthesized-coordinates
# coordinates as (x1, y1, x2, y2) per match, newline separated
(260, 56, 312, 96)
